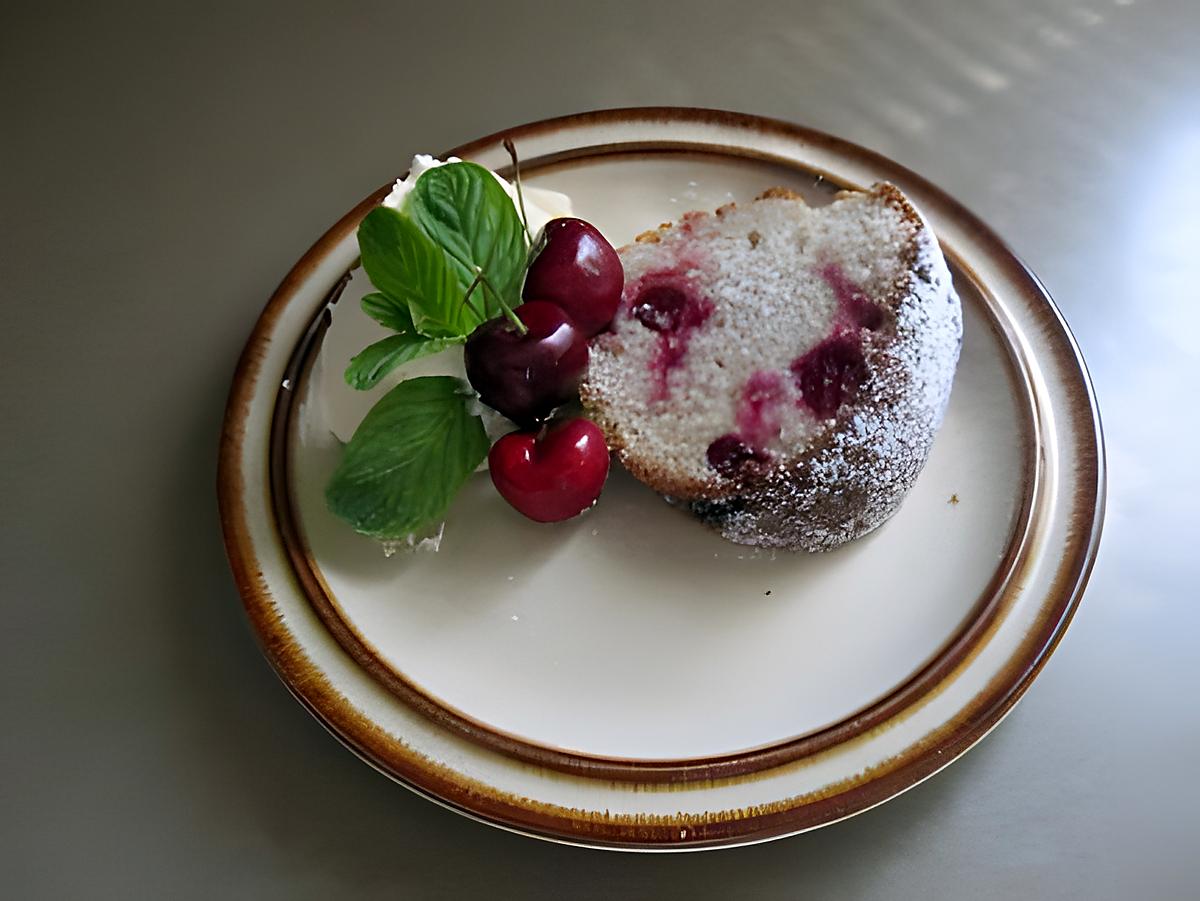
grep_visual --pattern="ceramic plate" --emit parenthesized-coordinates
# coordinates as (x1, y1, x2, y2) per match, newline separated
(218, 108, 1104, 850)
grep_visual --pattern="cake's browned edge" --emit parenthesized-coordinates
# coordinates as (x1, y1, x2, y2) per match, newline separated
(217, 106, 1105, 849)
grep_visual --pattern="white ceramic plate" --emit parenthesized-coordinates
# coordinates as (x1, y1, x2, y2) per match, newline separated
(218, 109, 1104, 850)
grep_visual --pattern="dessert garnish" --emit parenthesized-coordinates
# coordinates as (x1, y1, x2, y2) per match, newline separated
(488, 419, 610, 523)
(326, 143, 622, 540)
(522, 218, 624, 336)
(325, 156, 959, 552)
(464, 300, 588, 426)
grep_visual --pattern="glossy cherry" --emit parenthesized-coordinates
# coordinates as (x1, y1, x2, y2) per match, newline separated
(489, 419, 611, 522)
(523, 218, 624, 336)
(465, 301, 588, 426)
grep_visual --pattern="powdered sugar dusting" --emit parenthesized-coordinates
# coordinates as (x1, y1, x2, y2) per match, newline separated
(583, 183, 962, 551)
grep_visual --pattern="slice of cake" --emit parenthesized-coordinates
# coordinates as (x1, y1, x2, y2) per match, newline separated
(581, 184, 962, 551)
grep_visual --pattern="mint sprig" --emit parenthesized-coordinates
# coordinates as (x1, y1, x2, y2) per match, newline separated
(329, 157, 535, 540)
(357, 206, 479, 340)
(325, 376, 490, 540)
(344, 333, 463, 390)
(406, 161, 527, 321)
(348, 160, 531, 393)
(360, 291, 417, 333)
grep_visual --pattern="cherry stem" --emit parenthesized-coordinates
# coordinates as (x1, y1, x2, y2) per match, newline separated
(503, 138, 532, 246)
(459, 270, 487, 320)
(475, 267, 527, 334)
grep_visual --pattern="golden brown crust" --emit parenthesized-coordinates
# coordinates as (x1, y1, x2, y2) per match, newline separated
(755, 186, 806, 202)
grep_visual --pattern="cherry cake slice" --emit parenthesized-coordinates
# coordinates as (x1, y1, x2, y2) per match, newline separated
(581, 184, 962, 551)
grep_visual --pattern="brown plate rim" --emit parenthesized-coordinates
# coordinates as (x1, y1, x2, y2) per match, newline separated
(217, 107, 1105, 848)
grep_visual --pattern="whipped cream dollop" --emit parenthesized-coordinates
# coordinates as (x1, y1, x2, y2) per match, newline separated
(381, 154, 572, 234)
(317, 155, 573, 445)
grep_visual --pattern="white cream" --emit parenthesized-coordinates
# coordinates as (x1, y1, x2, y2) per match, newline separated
(318, 155, 573, 445)
(382, 154, 572, 236)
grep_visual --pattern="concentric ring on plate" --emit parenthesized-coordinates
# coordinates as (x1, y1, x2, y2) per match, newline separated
(219, 108, 1103, 848)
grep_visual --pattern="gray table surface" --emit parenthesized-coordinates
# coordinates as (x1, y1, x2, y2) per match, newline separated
(4, 1, 1198, 897)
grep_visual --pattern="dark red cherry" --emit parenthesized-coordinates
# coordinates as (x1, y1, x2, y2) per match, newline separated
(489, 419, 611, 522)
(706, 433, 770, 478)
(634, 286, 685, 332)
(628, 279, 714, 400)
(464, 301, 588, 426)
(523, 218, 624, 336)
(789, 333, 866, 420)
(817, 263, 886, 331)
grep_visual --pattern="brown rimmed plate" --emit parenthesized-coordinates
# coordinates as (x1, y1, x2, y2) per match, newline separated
(218, 108, 1104, 850)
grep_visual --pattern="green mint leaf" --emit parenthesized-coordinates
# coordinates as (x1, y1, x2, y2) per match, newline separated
(357, 207, 480, 338)
(325, 376, 489, 539)
(406, 162, 526, 318)
(360, 291, 417, 334)
(343, 333, 464, 390)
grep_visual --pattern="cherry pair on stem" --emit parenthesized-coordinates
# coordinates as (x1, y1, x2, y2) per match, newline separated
(465, 218, 622, 522)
